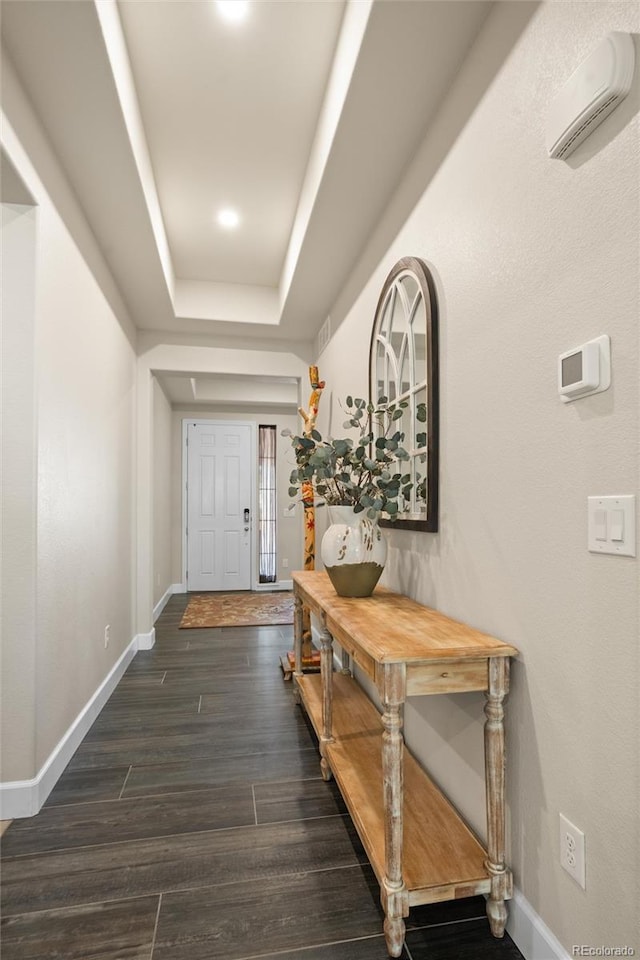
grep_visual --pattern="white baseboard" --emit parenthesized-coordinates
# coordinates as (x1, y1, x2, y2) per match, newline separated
(153, 584, 173, 622)
(254, 579, 293, 592)
(0, 636, 139, 820)
(135, 627, 155, 650)
(153, 582, 187, 621)
(508, 886, 571, 960)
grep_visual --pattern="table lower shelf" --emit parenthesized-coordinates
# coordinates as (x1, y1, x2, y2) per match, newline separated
(296, 672, 493, 906)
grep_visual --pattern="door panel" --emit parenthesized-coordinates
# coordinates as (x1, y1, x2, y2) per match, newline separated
(187, 422, 252, 591)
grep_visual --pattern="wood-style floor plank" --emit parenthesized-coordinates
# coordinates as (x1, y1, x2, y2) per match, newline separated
(121, 746, 322, 798)
(254, 777, 347, 824)
(406, 918, 527, 959)
(43, 766, 131, 807)
(1, 816, 365, 917)
(69, 728, 316, 770)
(250, 938, 412, 960)
(83, 703, 300, 741)
(0, 895, 160, 960)
(1, 785, 256, 857)
(152, 864, 383, 960)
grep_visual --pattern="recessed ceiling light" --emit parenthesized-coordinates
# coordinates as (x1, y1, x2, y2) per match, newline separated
(215, 1, 250, 25)
(217, 208, 241, 229)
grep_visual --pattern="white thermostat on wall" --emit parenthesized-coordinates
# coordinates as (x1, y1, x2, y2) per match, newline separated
(558, 334, 610, 402)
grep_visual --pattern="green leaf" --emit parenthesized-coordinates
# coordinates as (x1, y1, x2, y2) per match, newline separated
(288, 486, 298, 497)
(392, 409, 403, 420)
(346, 395, 353, 407)
(377, 395, 388, 404)
(353, 503, 365, 513)
(397, 448, 409, 459)
(311, 429, 322, 441)
(281, 427, 292, 437)
(343, 420, 353, 430)
(364, 458, 376, 470)
(416, 403, 427, 422)
(375, 437, 386, 448)
(386, 501, 398, 514)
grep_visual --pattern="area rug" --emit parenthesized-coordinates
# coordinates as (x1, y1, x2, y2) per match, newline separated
(179, 591, 294, 629)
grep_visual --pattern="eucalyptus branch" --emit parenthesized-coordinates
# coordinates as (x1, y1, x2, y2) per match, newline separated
(284, 394, 411, 521)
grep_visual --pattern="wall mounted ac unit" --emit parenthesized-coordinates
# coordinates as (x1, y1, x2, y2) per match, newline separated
(547, 32, 635, 160)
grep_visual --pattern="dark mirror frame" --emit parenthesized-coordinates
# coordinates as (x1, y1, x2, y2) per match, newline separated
(368, 256, 439, 532)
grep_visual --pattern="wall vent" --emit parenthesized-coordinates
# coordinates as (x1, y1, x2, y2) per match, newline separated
(317, 315, 331, 356)
(546, 32, 635, 160)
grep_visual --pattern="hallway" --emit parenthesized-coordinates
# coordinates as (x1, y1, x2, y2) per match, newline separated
(1, 597, 524, 959)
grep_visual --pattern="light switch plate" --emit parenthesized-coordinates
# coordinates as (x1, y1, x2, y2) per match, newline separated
(588, 495, 636, 556)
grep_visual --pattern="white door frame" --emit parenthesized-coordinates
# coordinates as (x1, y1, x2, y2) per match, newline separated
(181, 418, 258, 591)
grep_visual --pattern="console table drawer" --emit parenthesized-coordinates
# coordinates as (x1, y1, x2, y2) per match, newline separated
(407, 660, 488, 696)
(343, 641, 376, 680)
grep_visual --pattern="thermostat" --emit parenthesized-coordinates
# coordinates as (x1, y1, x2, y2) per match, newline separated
(558, 335, 610, 402)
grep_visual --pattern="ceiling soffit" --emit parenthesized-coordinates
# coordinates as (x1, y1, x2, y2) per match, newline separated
(1, 0, 495, 346)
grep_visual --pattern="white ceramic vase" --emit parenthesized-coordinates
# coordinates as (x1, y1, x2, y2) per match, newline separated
(320, 505, 387, 597)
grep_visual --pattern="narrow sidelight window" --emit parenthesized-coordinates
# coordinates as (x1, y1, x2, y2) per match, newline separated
(258, 425, 277, 583)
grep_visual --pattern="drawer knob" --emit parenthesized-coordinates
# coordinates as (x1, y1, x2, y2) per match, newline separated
(441, 672, 449, 678)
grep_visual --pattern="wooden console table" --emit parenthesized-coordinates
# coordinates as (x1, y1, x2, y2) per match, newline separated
(292, 571, 518, 958)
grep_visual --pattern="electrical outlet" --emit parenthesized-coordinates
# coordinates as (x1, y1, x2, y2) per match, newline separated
(560, 813, 586, 888)
(104, 625, 110, 649)
(282, 558, 289, 569)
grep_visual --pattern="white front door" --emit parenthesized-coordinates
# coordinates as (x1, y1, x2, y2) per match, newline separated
(187, 421, 253, 592)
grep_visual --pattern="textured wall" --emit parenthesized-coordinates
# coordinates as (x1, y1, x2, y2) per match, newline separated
(2, 109, 137, 781)
(318, 1, 639, 951)
(34, 189, 137, 770)
(1, 203, 38, 783)
(152, 377, 173, 605)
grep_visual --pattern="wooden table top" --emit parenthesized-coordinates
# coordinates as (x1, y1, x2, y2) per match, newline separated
(293, 571, 518, 663)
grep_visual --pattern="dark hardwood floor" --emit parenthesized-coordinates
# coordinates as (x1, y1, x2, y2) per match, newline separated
(0, 595, 525, 960)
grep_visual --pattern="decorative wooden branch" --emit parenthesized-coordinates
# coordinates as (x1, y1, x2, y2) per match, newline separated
(299, 367, 325, 662)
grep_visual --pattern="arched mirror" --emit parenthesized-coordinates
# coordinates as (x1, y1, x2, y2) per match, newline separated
(369, 256, 439, 532)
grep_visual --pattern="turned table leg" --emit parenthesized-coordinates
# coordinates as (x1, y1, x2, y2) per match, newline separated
(319, 621, 334, 781)
(293, 593, 304, 703)
(484, 657, 512, 936)
(380, 663, 409, 958)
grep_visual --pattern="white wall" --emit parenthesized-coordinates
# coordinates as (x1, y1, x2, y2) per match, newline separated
(1, 84, 137, 796)
(318, 1, 639, 953)
(152, 377, 173, 606)
(170, 407, 303, 588)
(1, 202, 38, 785)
